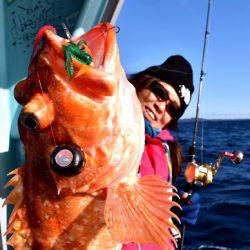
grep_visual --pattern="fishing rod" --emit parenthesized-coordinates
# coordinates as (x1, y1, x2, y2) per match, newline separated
(178, 1, 244, 249)
(189, 0, 211, 163)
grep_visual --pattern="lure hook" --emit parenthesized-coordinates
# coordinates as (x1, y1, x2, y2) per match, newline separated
(62, 22, 73, 42)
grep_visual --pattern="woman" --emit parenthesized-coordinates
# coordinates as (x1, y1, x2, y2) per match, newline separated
(122, 55, 200, 250)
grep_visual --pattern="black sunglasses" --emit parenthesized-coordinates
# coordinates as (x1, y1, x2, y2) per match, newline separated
(149, 80, 169, 101)
(149, 80, 180, 118)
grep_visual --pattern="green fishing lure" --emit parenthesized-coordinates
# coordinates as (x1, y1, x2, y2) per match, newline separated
(62, 40, 92, 80)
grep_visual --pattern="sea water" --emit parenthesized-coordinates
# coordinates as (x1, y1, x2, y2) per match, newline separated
(176, 119, 250, 250)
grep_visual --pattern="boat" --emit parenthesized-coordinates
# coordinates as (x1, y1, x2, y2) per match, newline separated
(0, 1, 124, 248)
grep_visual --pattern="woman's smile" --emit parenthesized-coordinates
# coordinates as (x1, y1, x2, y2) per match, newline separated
(145, 106, 157, 121)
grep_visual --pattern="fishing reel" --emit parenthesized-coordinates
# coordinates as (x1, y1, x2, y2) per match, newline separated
(185, 150, 244, 187)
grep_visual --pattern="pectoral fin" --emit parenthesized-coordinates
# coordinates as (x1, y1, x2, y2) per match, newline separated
(105, 175, 181, 248)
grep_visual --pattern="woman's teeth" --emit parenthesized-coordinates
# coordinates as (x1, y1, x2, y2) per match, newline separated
(146, 109, 156, 121)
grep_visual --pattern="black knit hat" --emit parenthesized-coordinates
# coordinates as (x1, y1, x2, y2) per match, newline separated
(138, 55, 194, 118)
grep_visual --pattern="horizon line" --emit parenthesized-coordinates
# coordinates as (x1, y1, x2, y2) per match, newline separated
(181, 117, 250, 120)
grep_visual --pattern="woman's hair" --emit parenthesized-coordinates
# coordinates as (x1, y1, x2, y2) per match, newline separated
(129, 72, 152, 92)
(168, 140, 183, 181)
(129, 73, 183, 181)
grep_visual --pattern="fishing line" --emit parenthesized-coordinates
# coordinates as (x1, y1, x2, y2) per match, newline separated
(201, 118, 204, 163)
(35, 74, 67, 232)
(63, 22, 120, 46)
(36, 71, 57, 147)
(84, 25, 120, 45)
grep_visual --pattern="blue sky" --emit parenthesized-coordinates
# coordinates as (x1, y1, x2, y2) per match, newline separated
(116, 0, 250, 119)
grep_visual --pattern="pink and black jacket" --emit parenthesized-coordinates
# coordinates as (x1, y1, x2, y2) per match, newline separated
(122, 129, 176, 250)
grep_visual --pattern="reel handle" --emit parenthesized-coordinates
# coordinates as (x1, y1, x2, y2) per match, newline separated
(228, 150, 244, 164)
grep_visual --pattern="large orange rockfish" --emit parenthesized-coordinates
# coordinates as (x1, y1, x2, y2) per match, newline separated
(4, 23, 180, 249)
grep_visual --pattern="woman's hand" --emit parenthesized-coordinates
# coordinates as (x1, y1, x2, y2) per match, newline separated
(178, 190, 200, 226)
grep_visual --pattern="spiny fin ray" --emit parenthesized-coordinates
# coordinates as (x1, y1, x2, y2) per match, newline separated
(4, 167, 33, 249)
(105, 175, 180, 248)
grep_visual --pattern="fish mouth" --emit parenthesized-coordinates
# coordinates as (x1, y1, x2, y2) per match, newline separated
(74, 23, 118, 69)
(42, 23, 119, 97)
(51, 144, 86, 176)
(44, 23, 118, 71)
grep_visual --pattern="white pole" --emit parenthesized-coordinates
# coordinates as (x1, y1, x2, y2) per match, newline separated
(0, 88, 10, 250)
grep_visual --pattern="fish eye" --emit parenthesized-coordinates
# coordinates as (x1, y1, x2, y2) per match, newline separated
(51, 145, 85, 176)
